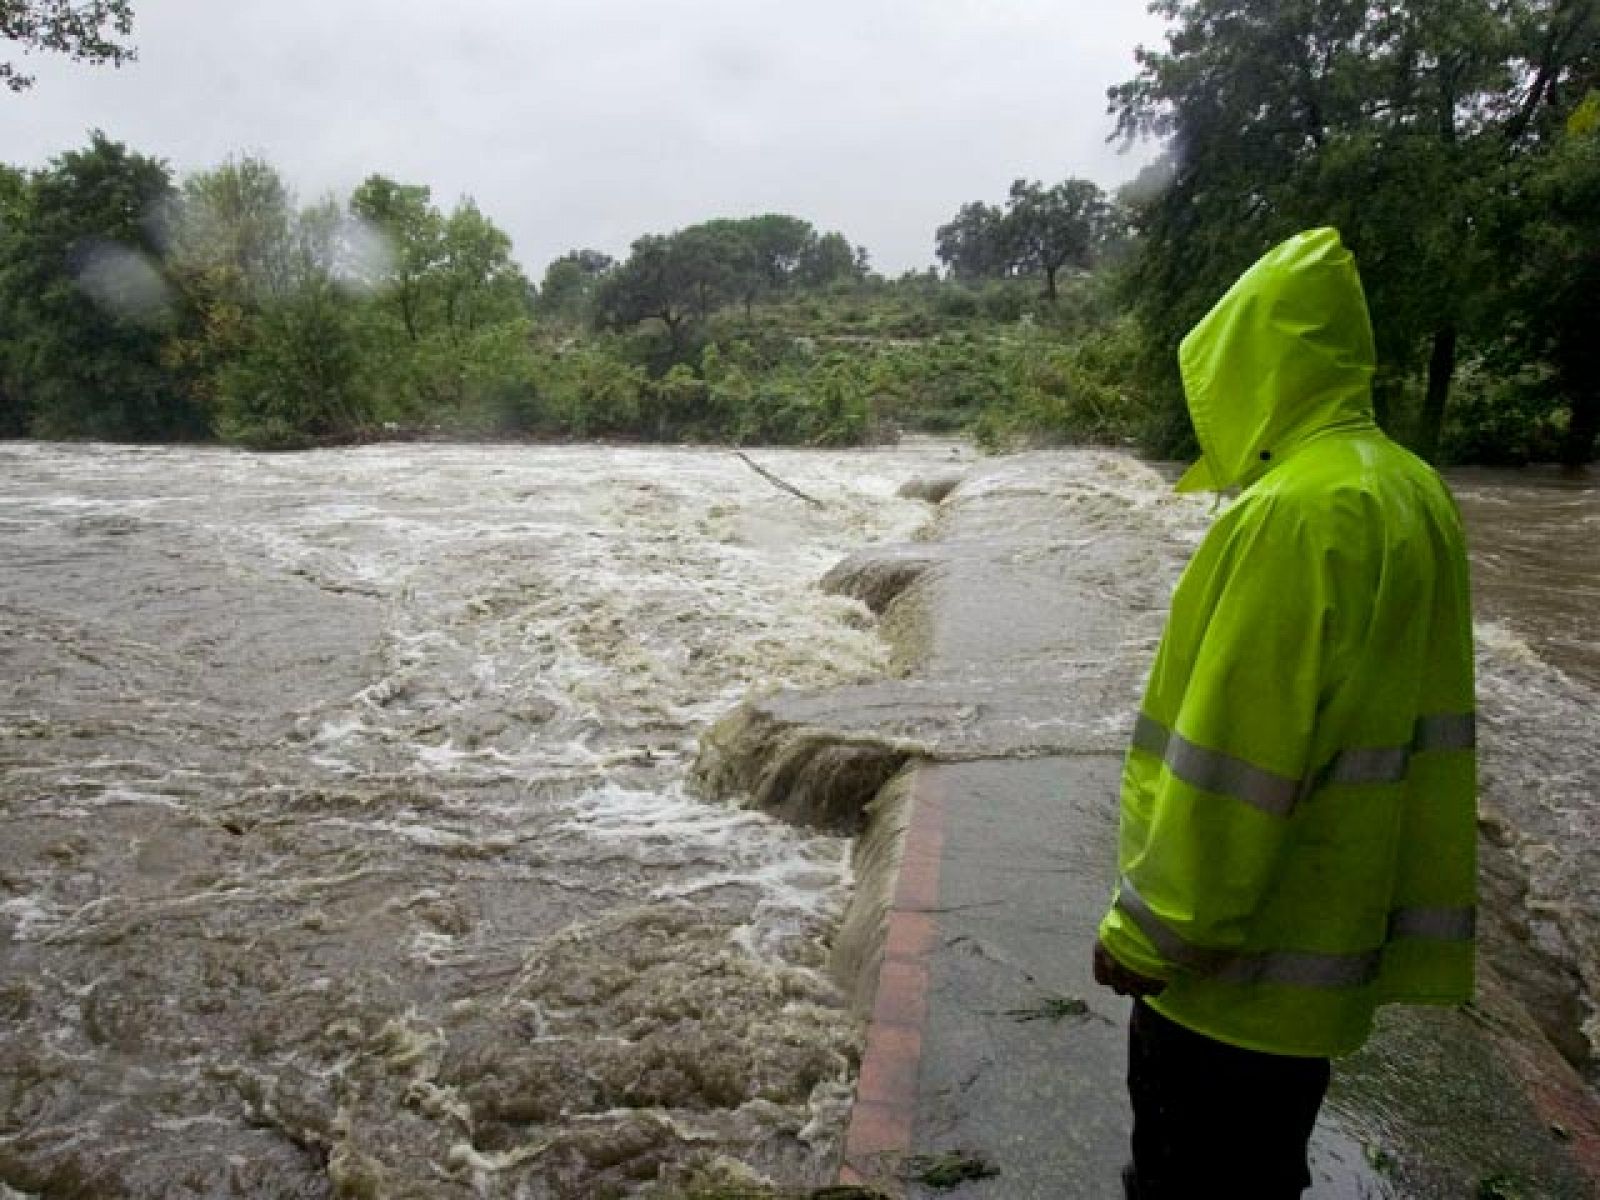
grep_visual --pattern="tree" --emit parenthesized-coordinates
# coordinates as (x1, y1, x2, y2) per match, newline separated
(596, 234, 695, 345)
(2, 0, 135, 91)
(349, 174, 443, 342)
(169, 156, 294, 298)
(208, 196, 370, 447)
(162, 156, 297, 419)
(1002, 178, 1113, 301)
(594, 226, 742, 345)
(534, 248, 613, 324)
(161, 160, 398, 445)
(435, 199, 528, 338)
(0, 161, 29, 433)
(796, 229, 867, 287)
(935, 200, 1008, 280)
(346, 182, 531, 417)
(1500, 89, 1600, 464)
(935, 179, 1116, 298)
(597, 216, 867, 347)
(0, 131, 197, 439)
(740, 213, 813, 295)
(1111, 0, 1600, 460)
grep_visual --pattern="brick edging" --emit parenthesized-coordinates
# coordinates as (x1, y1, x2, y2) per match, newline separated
(838, 769, 944, 1190)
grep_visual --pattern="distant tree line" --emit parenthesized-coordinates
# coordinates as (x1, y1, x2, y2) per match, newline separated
(4, 76, 1596, 464)
(0, 134, 913, 448)
(2, 0, 1594, 465)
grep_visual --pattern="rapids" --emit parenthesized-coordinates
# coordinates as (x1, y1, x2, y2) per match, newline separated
(0, 440, 958, 1197)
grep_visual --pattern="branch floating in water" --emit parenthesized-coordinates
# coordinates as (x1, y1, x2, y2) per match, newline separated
(732, 449, 826, 508)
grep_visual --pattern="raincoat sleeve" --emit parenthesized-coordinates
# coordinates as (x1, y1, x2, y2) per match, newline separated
(1099, 496, 1338, 981)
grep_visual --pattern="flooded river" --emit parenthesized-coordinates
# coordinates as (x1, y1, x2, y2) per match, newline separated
(0, 441, 1595, 1197)
(0, 440, 957, 1198)
(1451, 468, 1600, 1076)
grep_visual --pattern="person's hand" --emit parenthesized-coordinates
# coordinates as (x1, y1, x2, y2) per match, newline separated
(1093, 938, 1168, 998)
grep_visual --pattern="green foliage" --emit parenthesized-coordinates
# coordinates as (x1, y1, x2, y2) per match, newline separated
(595, 215, 867, 346)
(534, 248, 613, 325)
(5, 96, 1581, 463)
(350, 173, 444, 341)
(935, 177, 1119, 299)
(1112, 0, 1600, 463)
(2, 0, 135, 91)
(210, 264, 368, 450)
(538, 345, 645, 437)
(934, 201, 1007, 280)
(1493, 90, 1600, 464)
(0, 131, 203, 440)
(435, 199, 529, 334)
(1002, 178, 1116, 300)
(1440, 362, 1567, 467)
(342, 178, 531, 429)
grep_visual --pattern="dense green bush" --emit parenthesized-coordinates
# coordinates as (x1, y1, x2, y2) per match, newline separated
(1439, 362, 1567, 466)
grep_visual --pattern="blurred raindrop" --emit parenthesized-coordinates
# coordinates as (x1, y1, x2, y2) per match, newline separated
(333, 212, 397, 294)
(71, 238, 175, 326)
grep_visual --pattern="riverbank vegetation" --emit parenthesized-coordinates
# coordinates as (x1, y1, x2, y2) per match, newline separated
(1, 1, 1595, 464)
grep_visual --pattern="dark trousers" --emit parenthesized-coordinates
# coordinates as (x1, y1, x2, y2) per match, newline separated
(1125, 999, 1330, 1199)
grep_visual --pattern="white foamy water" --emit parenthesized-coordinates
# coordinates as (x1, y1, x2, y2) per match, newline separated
(0, 438, 969, 1196)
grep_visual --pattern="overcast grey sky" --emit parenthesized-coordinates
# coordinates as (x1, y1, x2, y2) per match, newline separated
(2, 1, 1168, 276)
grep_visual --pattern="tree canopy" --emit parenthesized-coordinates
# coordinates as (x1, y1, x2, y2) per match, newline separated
(595, 215, 867, 342)
(935, 177, 1118, 299)
(0, 131, 188, 439)
(2, 0, 136, 91)
(1112, 0, 1600, 461)
(1, 110, 1592, 464)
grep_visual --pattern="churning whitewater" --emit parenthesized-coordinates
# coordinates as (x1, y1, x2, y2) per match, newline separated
(1, 441, 1595, 1198)
(0, 440, 960, 1197)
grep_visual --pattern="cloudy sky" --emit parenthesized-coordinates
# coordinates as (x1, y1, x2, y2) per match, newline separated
(2, 1, 1169, 277)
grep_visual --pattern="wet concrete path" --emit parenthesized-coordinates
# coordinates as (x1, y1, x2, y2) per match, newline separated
(815, 453, 1600, 1199)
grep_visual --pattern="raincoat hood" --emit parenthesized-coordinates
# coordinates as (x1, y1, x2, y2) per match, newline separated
(1175, 227, 1377, 493)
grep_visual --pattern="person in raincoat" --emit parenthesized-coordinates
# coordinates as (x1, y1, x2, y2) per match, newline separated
(1092, 228, 1476, 1199)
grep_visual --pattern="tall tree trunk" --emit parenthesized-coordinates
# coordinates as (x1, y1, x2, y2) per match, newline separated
(1416, 324, 1457, 464)
(1414, 66, 1462, 465)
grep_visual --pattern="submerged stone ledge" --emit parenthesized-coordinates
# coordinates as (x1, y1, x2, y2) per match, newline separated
(820, 545, 944, 617)
(691, 702, 914, 836)
(896, 473, 966, 504)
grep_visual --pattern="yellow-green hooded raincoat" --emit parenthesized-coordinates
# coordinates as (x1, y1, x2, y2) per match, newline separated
(1097, 227, 1477, 1058)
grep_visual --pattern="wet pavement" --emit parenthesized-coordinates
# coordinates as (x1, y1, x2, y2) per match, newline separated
(821, 454, 1600, 1199)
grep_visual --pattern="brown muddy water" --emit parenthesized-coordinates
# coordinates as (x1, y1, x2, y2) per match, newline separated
(0, 440, 966, 1198)
(1450, 468, 1600, 1077)
(0, 442, 1595, 1198)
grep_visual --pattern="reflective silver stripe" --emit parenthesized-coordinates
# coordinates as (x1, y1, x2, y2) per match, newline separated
(1216, 949, 1381, 989)
(1115, 877, 1234, 974)
(1387, 906, 1475, 941)
(1131, 715, 1299, 818)
(1133, 710, 1476, 814)
(1413, 713, 1476, 753)
(1314, 711, 1476, 792)
(1321, 745, 1410, 787)
(1115, 878, 1379, 990)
